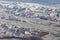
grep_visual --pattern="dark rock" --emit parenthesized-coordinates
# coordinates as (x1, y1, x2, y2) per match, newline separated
(55, 25, 60, 27)
(17, 8, 26, 12)
(9, 29, 15, 33)
(23, 36, 43, 40)
(15, 28, 21, 35)
(38, 31, 49, 37)
(19, 27, 25, 34)
(40, 16, 48, 20)
(30, 36, 43, 40)
(1, 16, 5, 19)
(1, 24, 8, 30)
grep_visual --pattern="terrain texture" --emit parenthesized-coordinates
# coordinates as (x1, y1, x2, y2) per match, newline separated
(0, 1, 60, 40)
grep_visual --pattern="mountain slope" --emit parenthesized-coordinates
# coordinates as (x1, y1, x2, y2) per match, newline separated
(0, 1, 60, 40)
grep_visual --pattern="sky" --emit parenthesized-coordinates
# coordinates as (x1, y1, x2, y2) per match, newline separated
(1, 0, 60, 4)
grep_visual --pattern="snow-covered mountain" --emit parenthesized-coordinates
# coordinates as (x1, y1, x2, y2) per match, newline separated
(0, 1, 60, 21)
(0, 1, 60, 40)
